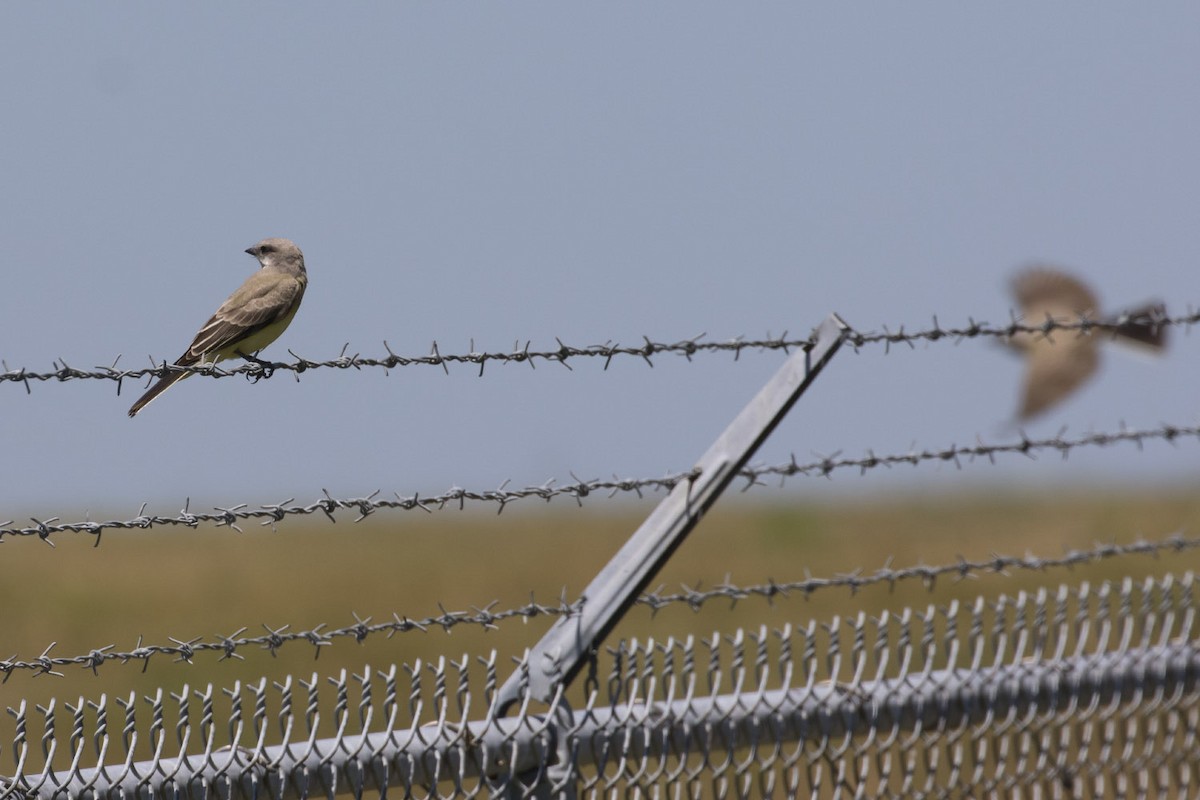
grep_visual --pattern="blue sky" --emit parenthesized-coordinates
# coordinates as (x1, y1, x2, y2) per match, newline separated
(1, 4, 1198, 515)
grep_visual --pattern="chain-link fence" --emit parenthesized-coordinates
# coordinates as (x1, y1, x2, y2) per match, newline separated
(6, 572, 1197, 798)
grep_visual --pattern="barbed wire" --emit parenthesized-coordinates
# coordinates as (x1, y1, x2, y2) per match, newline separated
(0, 597, 580, 681)
(2, 308, 1195, 391)
(844, 306, 1193, 352)
(3, 422, 1196, 547)
(4, 530, 1195, 679)
(640, 532, 1200, 609)
(741, 420, 1200, 483)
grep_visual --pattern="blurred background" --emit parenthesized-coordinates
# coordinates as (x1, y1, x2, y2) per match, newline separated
(0, 3, 1198, 722)
(2, 4, 1197, 507)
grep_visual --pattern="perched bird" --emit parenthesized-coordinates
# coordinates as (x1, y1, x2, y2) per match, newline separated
(1009, 266, 1165, 420)
(128, 238, 308, 417)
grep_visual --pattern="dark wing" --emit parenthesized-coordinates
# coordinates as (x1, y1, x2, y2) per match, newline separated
(179, 271, 305, 364)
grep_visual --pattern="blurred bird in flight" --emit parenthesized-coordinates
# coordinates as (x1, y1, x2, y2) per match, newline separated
(1009, 266, 1165, 420)
(128, 238, 308, 417)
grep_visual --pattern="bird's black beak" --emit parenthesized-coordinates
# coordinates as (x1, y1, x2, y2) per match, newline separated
(245, 246, 258, 256)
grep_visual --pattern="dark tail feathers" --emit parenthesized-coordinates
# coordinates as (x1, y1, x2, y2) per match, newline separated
(1107, 302, 1168, 351)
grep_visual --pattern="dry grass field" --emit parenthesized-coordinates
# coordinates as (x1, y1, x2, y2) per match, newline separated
(2, 486, 1199, 721)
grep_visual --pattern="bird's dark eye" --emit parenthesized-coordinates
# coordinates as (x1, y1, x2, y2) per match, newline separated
(259, 244, 274, 254)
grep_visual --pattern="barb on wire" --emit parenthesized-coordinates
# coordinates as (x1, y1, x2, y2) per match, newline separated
(2, 307, 1195, 391)
(2, 422, 1196, 546)
(3, 530, 1195, 679)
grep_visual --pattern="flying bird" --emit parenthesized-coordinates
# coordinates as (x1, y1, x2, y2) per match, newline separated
(1009, 266, 1165, 420)
(128, 238, 308, 417)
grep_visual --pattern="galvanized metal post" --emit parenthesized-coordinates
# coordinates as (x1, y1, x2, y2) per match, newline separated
(491, 313, 850, 797)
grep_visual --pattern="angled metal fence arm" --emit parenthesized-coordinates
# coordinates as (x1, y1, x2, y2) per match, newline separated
(492, 313, 850, 716)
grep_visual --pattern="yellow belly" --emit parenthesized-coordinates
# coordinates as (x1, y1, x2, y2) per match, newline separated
(213, 295, 303, 361)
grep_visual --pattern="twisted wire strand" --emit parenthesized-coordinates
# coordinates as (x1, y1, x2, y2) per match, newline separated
(4, 529, 1195, 679)
(2, 307, 1193, 391)
(4, 422, 1196, 546)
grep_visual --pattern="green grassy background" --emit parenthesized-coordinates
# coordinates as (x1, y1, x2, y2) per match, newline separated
(2, 486, 1198, 718)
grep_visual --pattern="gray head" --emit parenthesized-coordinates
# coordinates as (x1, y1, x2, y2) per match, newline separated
(245, 237, 305, 274)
